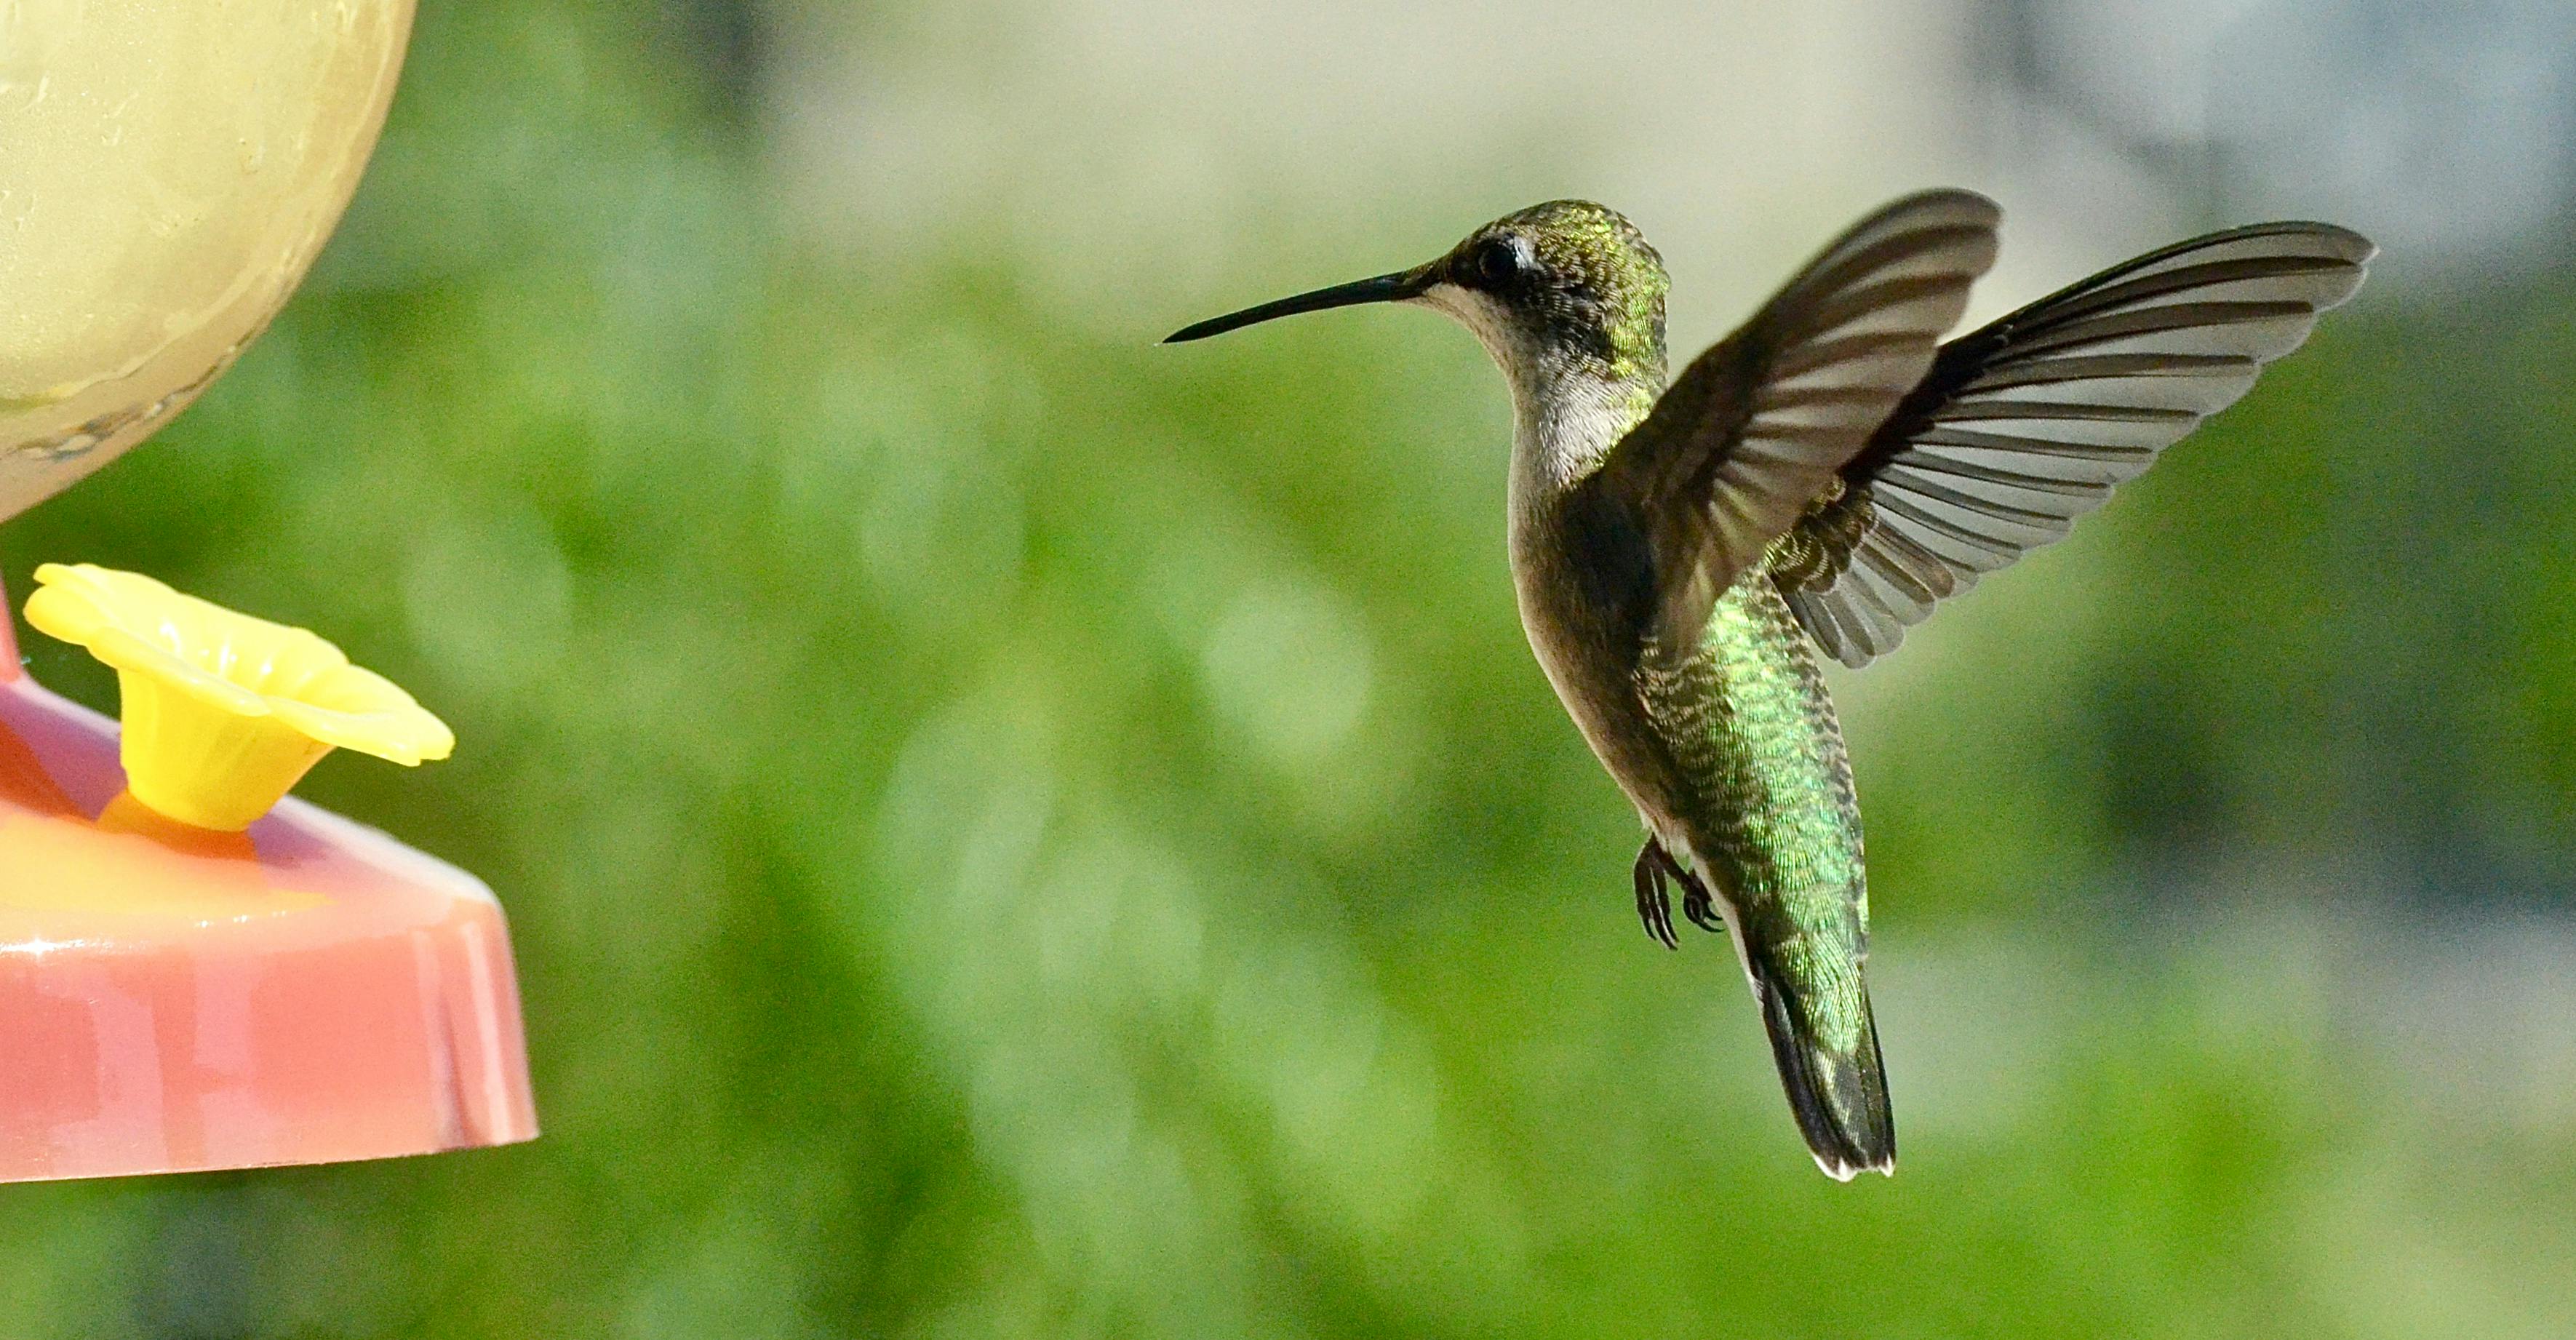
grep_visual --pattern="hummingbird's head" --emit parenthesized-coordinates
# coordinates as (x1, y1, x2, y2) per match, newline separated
(1167, 200, 1670, 389)
(1419, 200, 1670, 387)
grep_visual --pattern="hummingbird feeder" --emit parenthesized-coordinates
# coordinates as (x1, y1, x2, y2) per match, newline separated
(0, 0, 537, 1182)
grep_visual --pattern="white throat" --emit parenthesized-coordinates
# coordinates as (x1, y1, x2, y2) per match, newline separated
(1413, 282, 1653, 517)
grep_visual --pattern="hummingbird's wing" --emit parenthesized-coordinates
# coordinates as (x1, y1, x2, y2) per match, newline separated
(1771, 222, 2376, 669)
(1595, 191, 2001, 655)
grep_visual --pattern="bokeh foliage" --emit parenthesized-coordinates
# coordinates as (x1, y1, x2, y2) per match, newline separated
(5, 2, 2575, 1336)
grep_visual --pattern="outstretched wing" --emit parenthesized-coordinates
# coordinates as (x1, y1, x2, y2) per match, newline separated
(1589, 190, 2001, 656)
(1772, 222, 2376, 669)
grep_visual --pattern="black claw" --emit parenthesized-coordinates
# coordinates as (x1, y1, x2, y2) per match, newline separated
(1681, 878, 1727, 936)
(1632, 843, 1679, 950)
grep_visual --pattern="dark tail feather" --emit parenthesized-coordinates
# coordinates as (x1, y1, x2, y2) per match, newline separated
(1750, 952, 1895, 1181)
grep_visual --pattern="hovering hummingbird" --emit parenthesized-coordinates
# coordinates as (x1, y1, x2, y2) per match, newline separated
(1167, 192, 2372, 1178)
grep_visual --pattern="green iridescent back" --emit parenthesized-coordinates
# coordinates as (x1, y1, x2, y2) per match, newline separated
(1636, 568, 1870, 1050)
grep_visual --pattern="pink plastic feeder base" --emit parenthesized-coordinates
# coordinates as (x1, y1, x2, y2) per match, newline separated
(0, 607, 535, 1182)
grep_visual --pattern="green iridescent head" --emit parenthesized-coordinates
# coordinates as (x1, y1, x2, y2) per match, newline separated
(1429, 200, 1670, 380)
(1167, 199, 1670, 384)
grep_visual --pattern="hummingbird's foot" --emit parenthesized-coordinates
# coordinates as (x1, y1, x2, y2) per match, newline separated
(1632, 842, 1679, 950)
(1641, 841, 1726, 937)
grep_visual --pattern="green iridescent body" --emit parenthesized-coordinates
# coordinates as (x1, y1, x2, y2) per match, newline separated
(1511, 377, 1873, 1064)
(1648, 578, 1868, 1038)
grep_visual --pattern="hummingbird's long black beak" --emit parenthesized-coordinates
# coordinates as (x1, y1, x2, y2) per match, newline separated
(1163, 268, 1433, 343)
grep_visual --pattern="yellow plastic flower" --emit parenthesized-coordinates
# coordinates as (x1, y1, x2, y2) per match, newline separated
(23, 563, 454, 831)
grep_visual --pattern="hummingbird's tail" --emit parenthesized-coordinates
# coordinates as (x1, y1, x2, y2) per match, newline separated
(1747, 944, 1894, 1181)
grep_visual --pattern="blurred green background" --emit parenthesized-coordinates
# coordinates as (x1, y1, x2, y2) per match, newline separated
(9, 0, 2576, 1336)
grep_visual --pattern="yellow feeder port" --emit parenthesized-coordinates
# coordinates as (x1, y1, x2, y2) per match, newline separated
(22, 563, 453, 831)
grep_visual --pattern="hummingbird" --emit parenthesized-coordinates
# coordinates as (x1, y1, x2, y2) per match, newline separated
(1167, 193, 2372, 1178)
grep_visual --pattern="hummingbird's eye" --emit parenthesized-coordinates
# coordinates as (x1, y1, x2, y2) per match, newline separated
(1472, 237, 1529, 288)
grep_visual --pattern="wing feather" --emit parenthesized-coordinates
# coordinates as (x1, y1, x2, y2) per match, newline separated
(1777, 221, 2374, 669)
